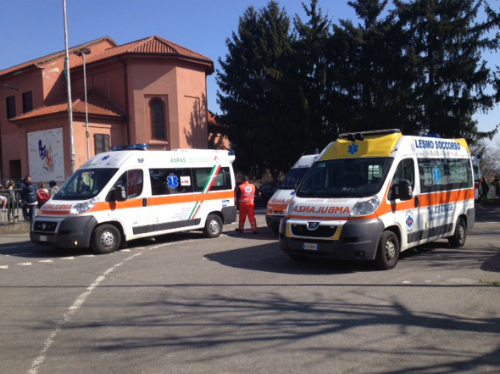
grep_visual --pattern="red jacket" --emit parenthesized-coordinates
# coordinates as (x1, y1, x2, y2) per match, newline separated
(238, 181, 256, 204)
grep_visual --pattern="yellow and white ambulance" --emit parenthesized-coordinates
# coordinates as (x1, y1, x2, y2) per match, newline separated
(31, 145, 237, 254)
(279, 129, 475, 269)
(266, 154, 318, 234)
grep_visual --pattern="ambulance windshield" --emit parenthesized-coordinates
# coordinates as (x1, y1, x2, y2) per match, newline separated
(53, 168, 119, 200)
(280, 167, 310, 189)
(297, 158, 393, 198)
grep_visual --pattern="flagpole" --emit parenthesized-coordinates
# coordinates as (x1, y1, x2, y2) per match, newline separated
(63, 0, 76, 174)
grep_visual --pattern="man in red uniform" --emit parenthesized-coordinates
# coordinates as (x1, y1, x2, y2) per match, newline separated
(235, 176, 257, 234)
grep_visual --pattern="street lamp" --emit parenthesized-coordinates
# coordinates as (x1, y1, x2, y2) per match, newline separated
(75, 47, 91, 160)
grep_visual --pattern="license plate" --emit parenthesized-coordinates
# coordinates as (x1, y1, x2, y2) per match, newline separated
(39, 235, 48, 242)
(302, 243, 318, 251)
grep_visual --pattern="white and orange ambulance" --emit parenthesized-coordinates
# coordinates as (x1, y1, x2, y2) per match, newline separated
(266, 154, 318, 234)
(31, 145, 236, 254)
(279, 129, 475, 269)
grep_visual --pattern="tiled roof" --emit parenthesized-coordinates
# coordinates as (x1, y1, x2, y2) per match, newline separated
(10, 89, 125, 122)
(78, 36, 214, 72)
(0, 37, 117, 78)
(0, 35, 214, 77)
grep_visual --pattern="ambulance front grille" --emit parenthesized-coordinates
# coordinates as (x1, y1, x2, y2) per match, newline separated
(291, 224, 337, 238)
(33, 221, 58, 233)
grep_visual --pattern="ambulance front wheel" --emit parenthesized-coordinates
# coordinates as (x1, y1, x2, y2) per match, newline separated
(448, 217, 466, 248)
(374, 230, 400, 270)
(204, 214, 223, 238)
(91, 224, 121, 254)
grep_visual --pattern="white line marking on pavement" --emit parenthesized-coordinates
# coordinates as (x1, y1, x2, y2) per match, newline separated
(27, 251, 143, 374)
(60, 257, 75, 260)
(7, 252, 34, 256)
(18, 262, 32, 266)
(39, 260, 54, 263)
(0, 265, 8, 269)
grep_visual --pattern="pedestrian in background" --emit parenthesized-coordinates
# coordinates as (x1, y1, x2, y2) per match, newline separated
(0, 183, 7, 212)
(49, 180, 59, 197)
(37, 181, 50, 208)
(235, 176, 258, 234)
(20, 175, 37, 222)
(481, 178, 490, 200)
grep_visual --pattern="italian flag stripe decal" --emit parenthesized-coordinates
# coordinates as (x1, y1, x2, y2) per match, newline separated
(188, 164, 221, 219)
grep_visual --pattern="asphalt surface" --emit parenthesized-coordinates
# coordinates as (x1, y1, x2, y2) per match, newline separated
(0, 204, 498, 374)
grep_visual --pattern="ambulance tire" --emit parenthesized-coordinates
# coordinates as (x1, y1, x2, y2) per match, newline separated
(91, 224, 121, 254)
(203, 214, 223, 238)
(448, 217, 466, 248)
(374, 230, 400, 270)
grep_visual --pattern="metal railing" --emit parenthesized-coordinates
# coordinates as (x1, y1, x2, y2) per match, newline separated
(0, 189, 33, 224)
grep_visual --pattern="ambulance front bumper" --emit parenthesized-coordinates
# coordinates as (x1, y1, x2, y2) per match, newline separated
(265, 213, 283, 229)
(30, 216, 98, 249)
(279, 217, 384, 261)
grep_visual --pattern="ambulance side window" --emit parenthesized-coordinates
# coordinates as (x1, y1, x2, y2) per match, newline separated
(110, 169, 143, 200)
(149, 168, 193, 195)
(127, 170, 143, 198)
(418, 158, 472, 193)
(390, 159, 414, 199)
(193, 167, 231, 192)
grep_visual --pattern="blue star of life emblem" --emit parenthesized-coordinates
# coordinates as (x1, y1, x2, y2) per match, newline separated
(102, 155, 110, 161)
(432, 166, 441, 184)
(406, 215, 414, 228)
(167, 173, 179, 188)
(348, 143, 359, 155)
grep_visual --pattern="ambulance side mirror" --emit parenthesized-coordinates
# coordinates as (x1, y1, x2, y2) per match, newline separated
(113, 186, 127, 202)
(398, 179, 412, 201)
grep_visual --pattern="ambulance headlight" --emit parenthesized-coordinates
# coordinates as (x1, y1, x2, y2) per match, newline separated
(70, 199, 96, 215)
(351, 196, 380, 216)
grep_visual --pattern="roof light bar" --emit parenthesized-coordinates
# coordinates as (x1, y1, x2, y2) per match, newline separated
(110, 143, 149, 151)
(339, 129, 401, 140)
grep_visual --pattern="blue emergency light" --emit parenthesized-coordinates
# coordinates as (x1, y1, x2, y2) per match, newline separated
(110, 143, 150, 151)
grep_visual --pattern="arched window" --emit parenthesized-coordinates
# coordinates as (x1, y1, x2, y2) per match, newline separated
(150, 98, 166, 140)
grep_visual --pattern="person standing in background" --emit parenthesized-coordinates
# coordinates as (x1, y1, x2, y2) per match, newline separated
(49, 180, 59, 197)
(37, 181, 50, 208)
(20, 176, 37, 222)
(235, 176, 258, 234)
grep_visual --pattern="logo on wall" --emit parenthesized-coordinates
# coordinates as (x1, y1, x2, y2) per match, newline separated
(38, 139, 54, 173)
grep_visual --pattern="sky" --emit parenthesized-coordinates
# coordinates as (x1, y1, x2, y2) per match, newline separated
(1, 0, 499, 144)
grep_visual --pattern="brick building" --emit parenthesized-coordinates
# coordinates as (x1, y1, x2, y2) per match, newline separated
(0, 36, 226, 183)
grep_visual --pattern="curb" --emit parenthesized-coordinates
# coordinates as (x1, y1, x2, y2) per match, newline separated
(0, 222, 31, 236)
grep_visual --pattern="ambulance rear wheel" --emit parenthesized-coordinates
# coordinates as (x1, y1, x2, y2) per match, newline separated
(204, 214, 223, 238)
(91, 224, 121, 254)
(448, 217, 466, 248)
(374, 230, 400, 270)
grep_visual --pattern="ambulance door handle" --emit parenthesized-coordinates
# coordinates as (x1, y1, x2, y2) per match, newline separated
(142, 198, 148, 207)
(414, 196, 419, 207)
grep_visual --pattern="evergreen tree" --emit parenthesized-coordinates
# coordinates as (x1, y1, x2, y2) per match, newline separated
(217, 1, 305, 178)
(329, 0, 415, 134)
(394, 0, 500, 142)
(293, 0, 334, 151)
